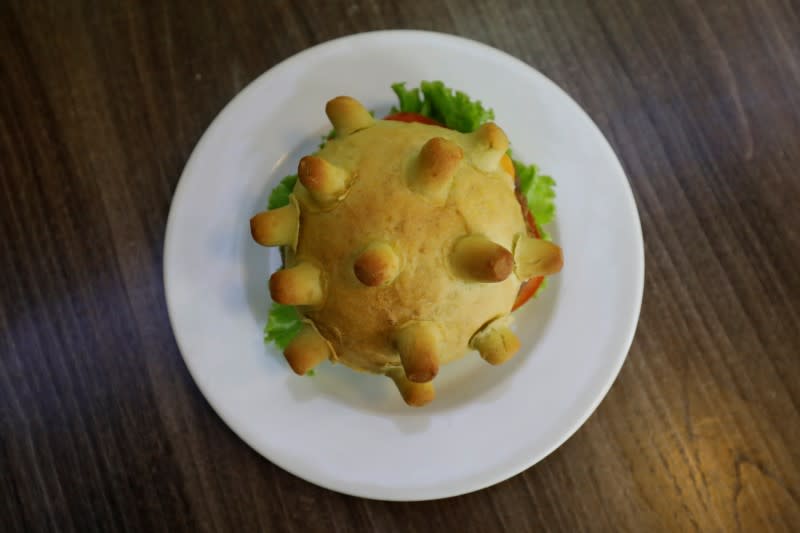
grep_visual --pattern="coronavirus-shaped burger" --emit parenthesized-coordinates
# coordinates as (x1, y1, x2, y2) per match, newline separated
(250, 96, 562, 406)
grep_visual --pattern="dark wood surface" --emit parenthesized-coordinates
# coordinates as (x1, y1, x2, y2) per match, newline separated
(2, 1, 799, 531)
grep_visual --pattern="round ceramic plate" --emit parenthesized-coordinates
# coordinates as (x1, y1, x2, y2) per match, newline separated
(164, 30, 643, 501)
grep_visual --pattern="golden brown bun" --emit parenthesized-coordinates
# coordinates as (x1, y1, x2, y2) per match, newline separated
(253, 96, 564, 404)
(291, 119, 526, 373)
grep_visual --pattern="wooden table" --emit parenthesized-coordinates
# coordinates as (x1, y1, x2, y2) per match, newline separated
(3, 1, 799, 531)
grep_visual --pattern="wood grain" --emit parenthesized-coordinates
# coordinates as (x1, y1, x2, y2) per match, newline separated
(2, 0, 799, 531)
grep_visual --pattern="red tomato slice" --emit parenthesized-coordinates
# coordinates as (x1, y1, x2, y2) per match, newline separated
(384, 112, 443, 126)
(512, 276, 544, 311)
(511, 192, 544, 311)
(512, 161, 544, 310)
(515, 189, 541, 239)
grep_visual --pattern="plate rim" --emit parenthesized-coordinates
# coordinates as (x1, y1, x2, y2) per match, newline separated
(163, 29, 644, 501)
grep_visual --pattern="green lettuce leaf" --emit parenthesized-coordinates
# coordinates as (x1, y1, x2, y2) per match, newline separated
(391, 81, 494, 133)
(267, 174, 297, 210)
(514, 159, 556, 240)
(264, 303, 303, 349)
(264, 177, 304, 352)
(391, 84, 424, 114)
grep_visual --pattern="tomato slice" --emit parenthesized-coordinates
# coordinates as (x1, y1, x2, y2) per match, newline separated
(384, 112, 443, 126)
(511, 196, 545, 311)
(511, 158, 545, 310)
(515, 189, 541, 240)
(512, 276, 544, 311)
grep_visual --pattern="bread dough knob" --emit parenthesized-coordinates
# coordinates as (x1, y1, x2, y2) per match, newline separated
(298, 156, 351, 207)
(394, 321, 442, 383)
(269, 262, 325, 306)
(353, 242, 401, 287)
(249, 198, 299, 248)
(325, 96, 375, 135)
(471, 122, 509, 171)
(513, 235, 564, 279)
(387, 368, 435, 407)
(470, 316, 521, 365)
(450, 235, 514, 283)
(409, 136, 463, 204)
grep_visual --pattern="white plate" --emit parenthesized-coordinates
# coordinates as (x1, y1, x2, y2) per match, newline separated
(164, 30, 643, 501)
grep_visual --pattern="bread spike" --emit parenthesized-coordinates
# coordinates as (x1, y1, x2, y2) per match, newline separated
(284, 321, 334, 375)
(387, 368, 435, 407)
(353, 242, 401, 287)
(470, 316, 521, 365)
(513, 235, 564, 279)
(269, 262, 325, 306)
(450, 235, 513, 283)
(325, 96, 374, 136)
(408, 137, 463, 204)
(471, 122, 509, 171)
(249, 198, 299, 248)
(298, 155, 350, 206)
(394, 321, 442, 383)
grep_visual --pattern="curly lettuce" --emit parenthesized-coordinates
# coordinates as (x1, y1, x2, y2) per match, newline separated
(514, 161, 556, 240)
(263, 303, 303, 349)
(391, 81, 494, 133)
(268, 174, 297, 210)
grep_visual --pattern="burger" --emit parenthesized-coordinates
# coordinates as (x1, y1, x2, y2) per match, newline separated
(250, 82, 562, 406)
